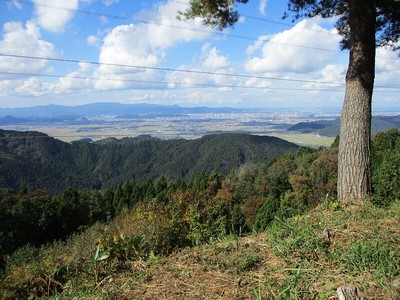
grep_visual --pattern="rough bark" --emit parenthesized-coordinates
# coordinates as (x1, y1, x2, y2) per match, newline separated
(338, 0, 376, 203)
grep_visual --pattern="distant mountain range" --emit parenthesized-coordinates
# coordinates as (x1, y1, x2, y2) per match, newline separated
(0, 103, 244, 119)
(287, 115, 400, 136)
(0, 130, 298, 193)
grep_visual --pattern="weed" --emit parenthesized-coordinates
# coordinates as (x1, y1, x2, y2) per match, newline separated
(334, 240, 400, 279)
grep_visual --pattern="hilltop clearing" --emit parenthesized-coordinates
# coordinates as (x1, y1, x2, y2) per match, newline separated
(1, 201, 399, 299)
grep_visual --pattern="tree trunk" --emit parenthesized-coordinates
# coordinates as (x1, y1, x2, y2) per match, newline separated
(338, 0, 376, 203)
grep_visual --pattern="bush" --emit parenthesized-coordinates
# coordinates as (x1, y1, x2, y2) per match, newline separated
(254, 195, 280, 231)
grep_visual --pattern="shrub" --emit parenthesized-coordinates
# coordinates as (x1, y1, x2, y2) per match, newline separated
(254, 194, 280, 231)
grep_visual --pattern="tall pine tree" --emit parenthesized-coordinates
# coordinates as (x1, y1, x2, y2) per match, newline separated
(180, 0, 400, 203)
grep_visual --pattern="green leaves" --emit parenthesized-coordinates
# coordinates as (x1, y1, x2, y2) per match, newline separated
(93, 245, 109, 263)
(178, 0, 249, 30)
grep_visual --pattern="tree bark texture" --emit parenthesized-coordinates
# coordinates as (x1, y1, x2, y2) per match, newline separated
(338, 0, 376, 203)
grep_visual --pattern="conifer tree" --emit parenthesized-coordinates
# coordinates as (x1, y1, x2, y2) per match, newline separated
(180, 0, 400, 202)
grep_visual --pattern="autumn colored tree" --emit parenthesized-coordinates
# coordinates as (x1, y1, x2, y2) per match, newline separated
(180, 0, 400, 203)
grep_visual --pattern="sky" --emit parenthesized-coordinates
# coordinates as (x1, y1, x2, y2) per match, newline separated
(0, 0, 399, 109)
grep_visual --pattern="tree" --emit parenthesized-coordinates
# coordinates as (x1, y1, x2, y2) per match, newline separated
(179, 0, 400, 203)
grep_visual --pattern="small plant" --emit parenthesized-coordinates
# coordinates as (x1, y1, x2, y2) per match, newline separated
(92, 245, 109, 285)
(180, 268, 192, 277)
(330, 201, 344, 211)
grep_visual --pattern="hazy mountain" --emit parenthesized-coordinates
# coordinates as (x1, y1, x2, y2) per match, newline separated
(0, 103, 244, 118)
(287, 115, 400, 136)
(0, 130, 298, 193)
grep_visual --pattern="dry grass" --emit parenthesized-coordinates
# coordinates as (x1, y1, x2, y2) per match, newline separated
(85, 233, 286, 299)
(3, 201, 398, 300)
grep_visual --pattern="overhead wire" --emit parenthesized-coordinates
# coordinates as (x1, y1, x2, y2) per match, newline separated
(0, 0, 399, 93)
(0, 71, 348, 92)
(1, 53, 399, 90)
(4, 0, 398, 60)
(0, 2, 398, 139)
(0, 53, 347, 87)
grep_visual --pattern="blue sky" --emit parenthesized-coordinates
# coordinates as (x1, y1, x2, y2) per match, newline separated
(0, 0, 399, 109)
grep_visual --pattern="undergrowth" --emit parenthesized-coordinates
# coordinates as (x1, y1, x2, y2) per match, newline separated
(1, 200, 398, 299)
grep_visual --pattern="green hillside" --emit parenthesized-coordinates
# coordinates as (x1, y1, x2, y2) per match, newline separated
(0, 130, 298, 193)
(1, 129, 399, 299)
(287, 115, 400, 136)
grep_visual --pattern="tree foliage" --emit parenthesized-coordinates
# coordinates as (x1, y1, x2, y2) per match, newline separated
(180, 0, 400, 203)
(285, 0, 400, 51)
(0, 130, 297, 193)
(181, 0, 400, 52)
(1, 129, 399, 297)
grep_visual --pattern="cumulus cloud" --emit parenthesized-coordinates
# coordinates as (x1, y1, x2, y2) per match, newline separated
(375, 45, 400, 88)
(246, 35, 269, 56)
(53, 62, 94, 93)
(245, 19, 341, 74)
(0, 21, 61, 97)
(167, 44, 236, 90)
(91, 0, 212, 91)
(33, 0, 78, 33)
(244, 77, 272, 89)
(14, 77, 52, 96)
(0, 21, 58, 74)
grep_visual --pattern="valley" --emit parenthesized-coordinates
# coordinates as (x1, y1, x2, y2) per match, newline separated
(2, 103, 399, 147)
(1, 109, 339, 146)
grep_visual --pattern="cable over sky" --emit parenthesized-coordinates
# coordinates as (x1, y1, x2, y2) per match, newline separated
(0, 0, 399, 109)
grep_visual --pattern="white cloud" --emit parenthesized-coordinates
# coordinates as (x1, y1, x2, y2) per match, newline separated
(244, 77, 272, 88)
(375, 45, 400, 89)
(246, 35, 269, 56)
(203, 44, 231, 70)
(245, 19, 341, 74)
(14, 77, 52, 96)
(167, 44, 236, 90)
(33, 0, 78, 33)
(300, 64, 346, 94)
(103, 0, 118, 6)
(91, 0, 212, 91)
(54, 62, 94, 93)
(0, 21, 58, 74)
(86, 35, 100, 46)
(0, 21, 61, 97)
(259, 0, 268, 15)
(376, 45, 400, 73)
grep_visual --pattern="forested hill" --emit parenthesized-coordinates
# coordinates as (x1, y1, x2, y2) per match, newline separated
(287, 115, 400, 136)
(0, 130, 298, 193)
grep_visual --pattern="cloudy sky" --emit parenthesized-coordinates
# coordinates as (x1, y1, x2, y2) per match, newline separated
(0, 0, 399, 109)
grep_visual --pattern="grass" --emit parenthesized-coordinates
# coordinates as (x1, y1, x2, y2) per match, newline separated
(1, 200, 399, 299)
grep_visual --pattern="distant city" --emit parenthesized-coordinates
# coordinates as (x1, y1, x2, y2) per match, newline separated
(1, 103, 399, 147)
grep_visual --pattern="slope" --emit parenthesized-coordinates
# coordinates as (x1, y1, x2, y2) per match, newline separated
(287, 115, 400, 136)
(0, 130, 298, 193)
(2, 201, 398, 299)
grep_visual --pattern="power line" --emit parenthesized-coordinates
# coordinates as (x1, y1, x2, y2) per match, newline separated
(2, 53, 400, 90)
(5, 0, 398, 60)
(1, 0, 347, 56)
(0, 53, 348, 86)
(2, 71, 398, 92)
(0, 71, 349, 92)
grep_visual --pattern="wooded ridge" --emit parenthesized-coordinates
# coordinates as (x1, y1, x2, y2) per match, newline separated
(0, 130, 298, 193)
